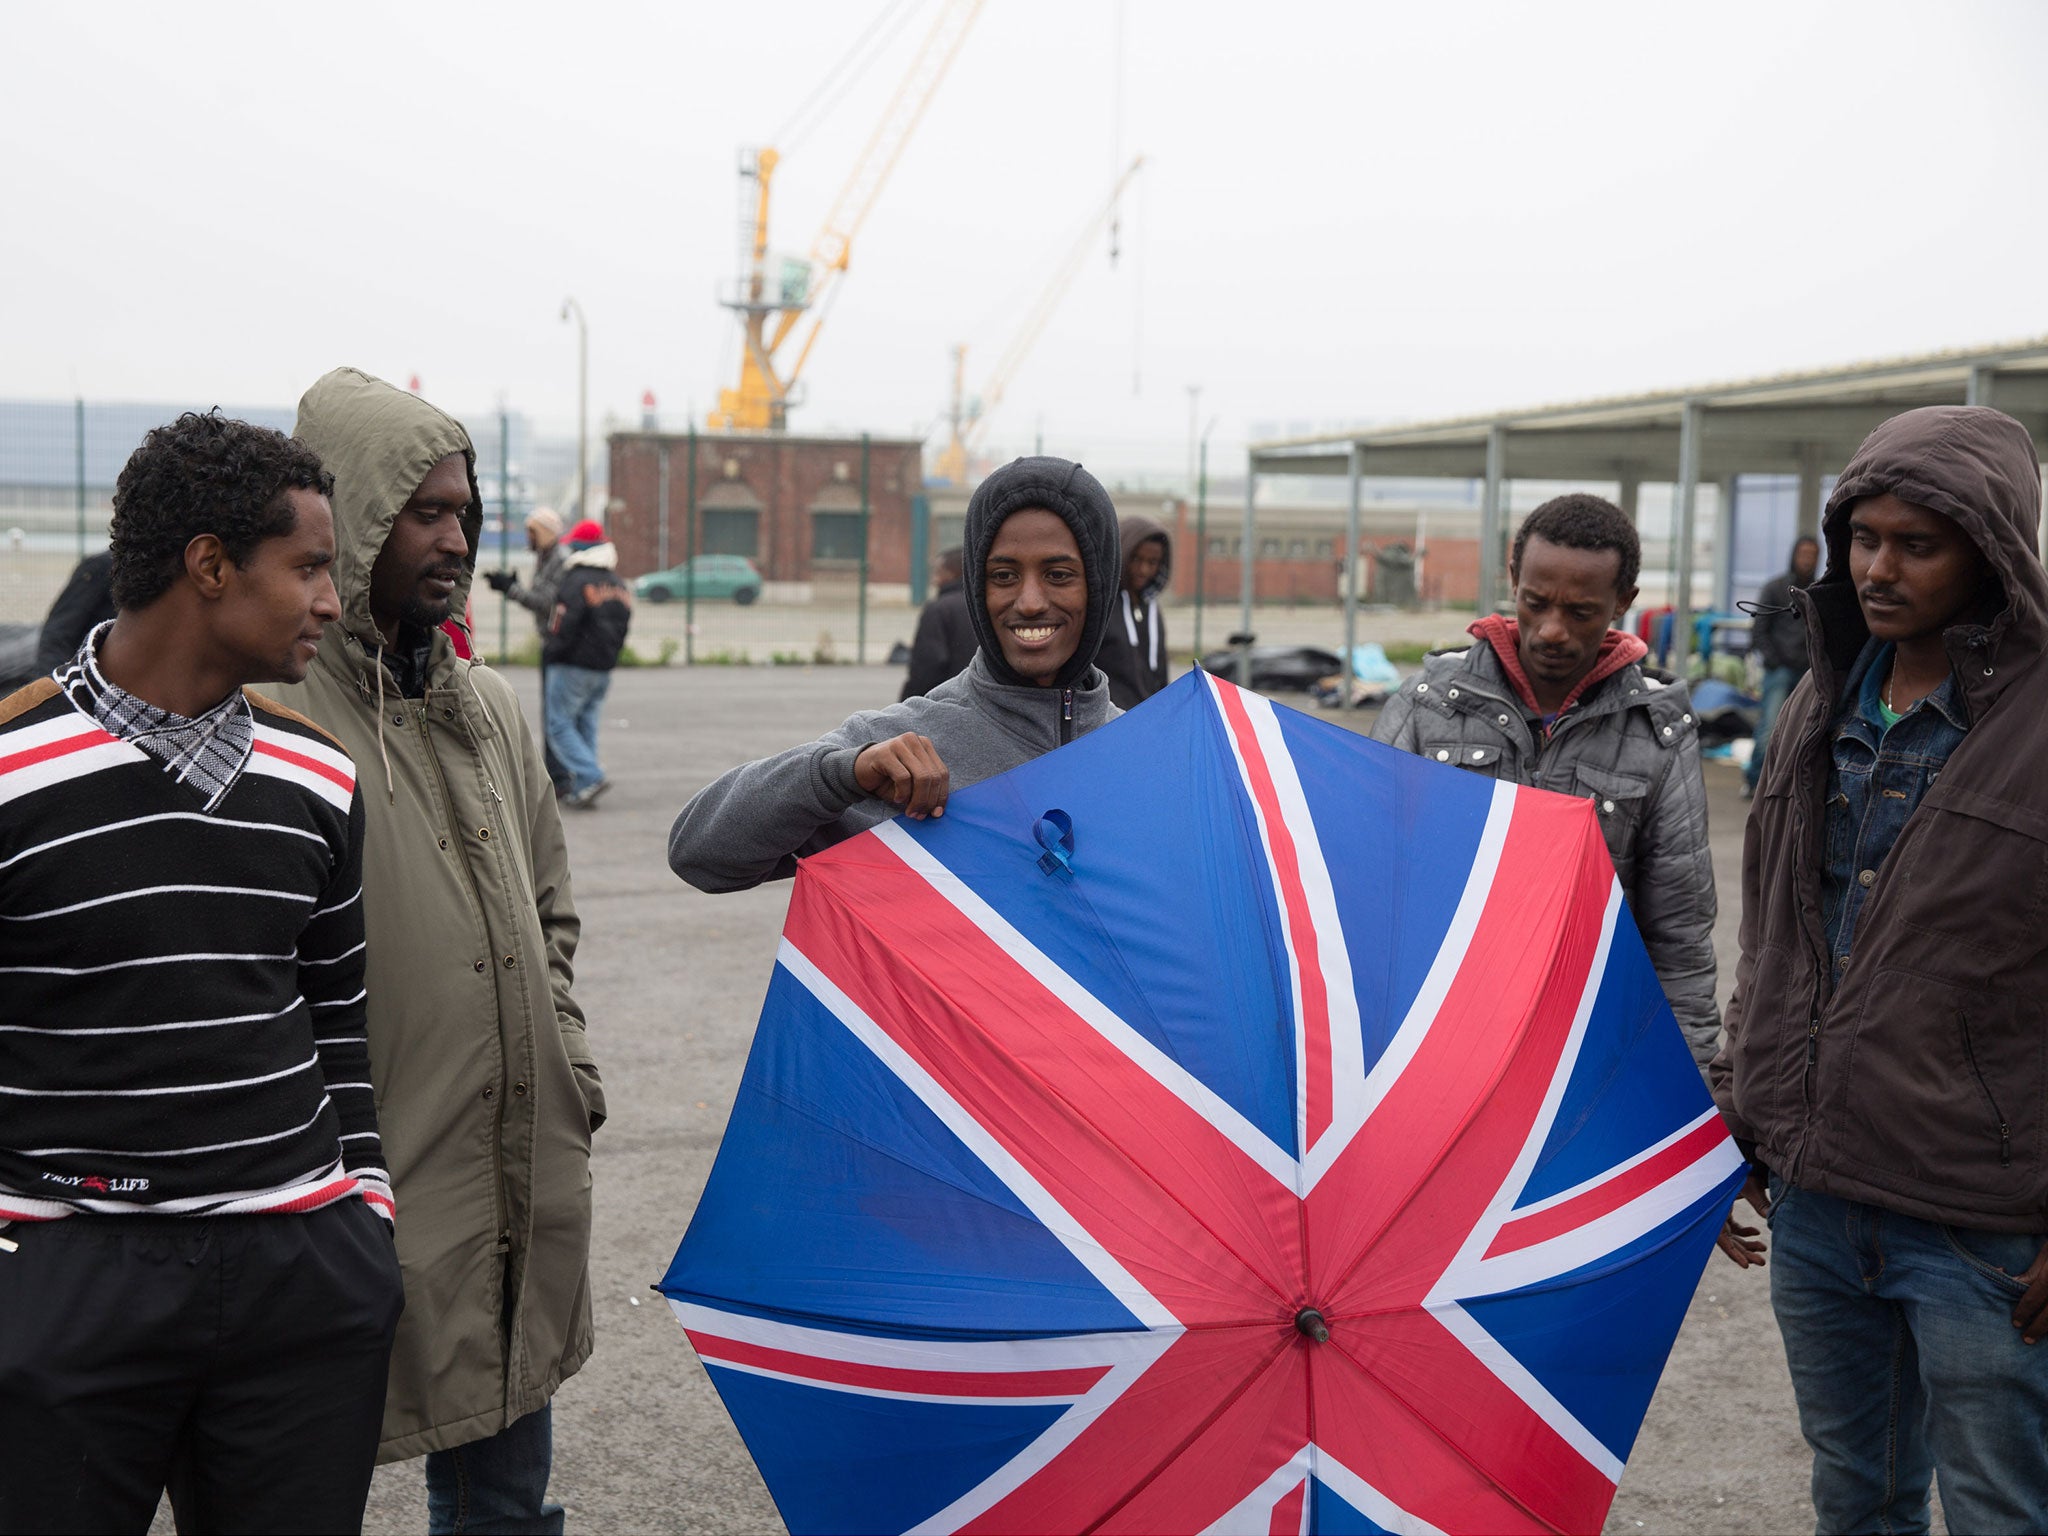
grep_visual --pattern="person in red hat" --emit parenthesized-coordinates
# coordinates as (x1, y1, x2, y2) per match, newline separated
(545, 519, 631, 808)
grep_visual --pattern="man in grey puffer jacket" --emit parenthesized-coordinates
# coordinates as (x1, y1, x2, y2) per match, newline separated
(670, 457, 1122, 892)
(1373, 493, 1718, 1068)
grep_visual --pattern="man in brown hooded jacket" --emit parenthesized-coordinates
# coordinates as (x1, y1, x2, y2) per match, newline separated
(1712, 405, 2048, 1534)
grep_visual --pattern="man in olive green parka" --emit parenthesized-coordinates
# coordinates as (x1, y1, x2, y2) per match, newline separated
(264, 368, 600, 1532)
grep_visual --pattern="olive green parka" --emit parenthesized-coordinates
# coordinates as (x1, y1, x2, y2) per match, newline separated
(263, 368, 601, 1461)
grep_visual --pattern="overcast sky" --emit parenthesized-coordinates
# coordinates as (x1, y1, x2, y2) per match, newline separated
(6, 1, 2044, 477)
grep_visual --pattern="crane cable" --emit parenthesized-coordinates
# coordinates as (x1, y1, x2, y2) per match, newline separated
(776, 0, 925, 156)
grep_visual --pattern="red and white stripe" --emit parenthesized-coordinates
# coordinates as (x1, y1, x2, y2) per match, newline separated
(248, 724, 355, 812)
(0, 716, 143, 806)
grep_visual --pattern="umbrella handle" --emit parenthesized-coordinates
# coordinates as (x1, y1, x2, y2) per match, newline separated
(1034, 810, 1076, 879)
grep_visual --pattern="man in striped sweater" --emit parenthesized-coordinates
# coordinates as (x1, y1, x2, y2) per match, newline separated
(0, 413, 404, 1535)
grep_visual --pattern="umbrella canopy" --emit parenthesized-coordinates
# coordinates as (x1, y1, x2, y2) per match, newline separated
(660, 669, 1744, 1536)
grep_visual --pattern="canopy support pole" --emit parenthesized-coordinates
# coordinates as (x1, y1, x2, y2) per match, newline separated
(1796, 443, 1825, 544)
(1672, 401, 1702, 669)
(1478, 425, 1506, 613)
(1343, 443, 1362, 682)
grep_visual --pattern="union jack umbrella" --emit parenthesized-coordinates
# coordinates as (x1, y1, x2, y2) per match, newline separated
(660, 669, 1743, 1535)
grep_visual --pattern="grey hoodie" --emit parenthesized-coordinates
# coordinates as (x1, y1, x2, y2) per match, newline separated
(669, 456, 1123, 893)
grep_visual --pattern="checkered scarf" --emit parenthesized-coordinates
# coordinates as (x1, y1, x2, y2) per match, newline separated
(57, 622, 254, 811)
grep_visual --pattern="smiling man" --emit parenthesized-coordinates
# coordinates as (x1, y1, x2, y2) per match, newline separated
(263, 369, 602, 1534)
(0, 413, 401, 1533)
(1373, 493, 1719, 1068)
(1711, 406, 2048, 1534)
(669, 455, 1121, 892)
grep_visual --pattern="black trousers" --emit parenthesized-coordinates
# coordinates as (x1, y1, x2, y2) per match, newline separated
(0, 1199, 404, 1535)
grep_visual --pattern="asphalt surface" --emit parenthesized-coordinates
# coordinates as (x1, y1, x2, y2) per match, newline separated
(321, 663, 1814, 1535)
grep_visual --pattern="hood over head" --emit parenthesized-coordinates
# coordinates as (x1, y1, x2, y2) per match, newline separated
(961, 456, 1121, 688)
(292, 367, 483, 650)
(1117, 512, 1173, 601)
(1808, 406, 2046, 689)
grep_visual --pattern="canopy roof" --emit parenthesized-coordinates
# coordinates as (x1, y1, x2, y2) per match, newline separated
(1249, 338, 2048, 482)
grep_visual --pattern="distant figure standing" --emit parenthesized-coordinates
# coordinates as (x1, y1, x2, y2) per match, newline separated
(1743, 534, 1820, 797)
(899, 546, 976, 699)
(1095, 514, 1171, 709)
(546, 519, 632, 808)
(485, 507, 570, 793)
(32, 549, 116, 675)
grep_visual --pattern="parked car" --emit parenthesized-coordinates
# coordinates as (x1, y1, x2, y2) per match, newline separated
(634, 554, 762, 605)
(1197, 644, 1343, 693)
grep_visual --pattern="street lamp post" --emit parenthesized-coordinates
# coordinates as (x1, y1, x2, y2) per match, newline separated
(560, 298, 588, 520)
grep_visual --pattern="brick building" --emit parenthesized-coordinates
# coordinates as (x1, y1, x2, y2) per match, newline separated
(606, 431, 925, 589)
(1160, 498, 1482, 607)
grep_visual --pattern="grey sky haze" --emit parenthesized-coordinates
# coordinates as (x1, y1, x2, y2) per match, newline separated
(5, 0, 2044, 476)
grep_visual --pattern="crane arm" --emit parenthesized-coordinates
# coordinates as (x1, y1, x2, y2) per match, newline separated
(770, 0, 984, 380)
(966, 155, 1146, 450)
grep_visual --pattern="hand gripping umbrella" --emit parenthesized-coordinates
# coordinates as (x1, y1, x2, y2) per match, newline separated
(660, 669, 1743, 1536)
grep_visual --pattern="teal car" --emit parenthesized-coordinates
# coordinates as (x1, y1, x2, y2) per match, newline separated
(634, 554, 762, 605)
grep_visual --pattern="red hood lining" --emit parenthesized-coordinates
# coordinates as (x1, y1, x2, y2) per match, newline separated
(1466, 614, 1649, 727)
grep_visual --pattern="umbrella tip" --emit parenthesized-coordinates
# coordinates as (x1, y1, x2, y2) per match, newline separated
(1294, 1307, 1331, 1344)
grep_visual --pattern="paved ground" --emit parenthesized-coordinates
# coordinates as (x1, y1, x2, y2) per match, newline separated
(321, 663, 1812, 1534)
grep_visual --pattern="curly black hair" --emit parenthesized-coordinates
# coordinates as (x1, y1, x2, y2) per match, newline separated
(1511, 492, 1641, 595)
(108, 411, 335, 610)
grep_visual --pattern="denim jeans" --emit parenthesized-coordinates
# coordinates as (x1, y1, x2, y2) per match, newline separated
(543, 664, 610, 795)
(1768, 1179, 2048, 1534)
(1745, 664, 1802, 789)
(425, 1404, 562, 1535)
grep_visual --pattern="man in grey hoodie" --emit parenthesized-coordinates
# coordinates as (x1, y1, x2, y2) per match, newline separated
(669, 457, 1122, 892)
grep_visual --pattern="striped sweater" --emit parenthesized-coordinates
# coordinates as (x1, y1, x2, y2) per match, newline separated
(0, 678, 392, 1222)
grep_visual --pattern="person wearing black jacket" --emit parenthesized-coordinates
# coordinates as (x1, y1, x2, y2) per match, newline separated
(1744, 535, 1820, 796)
(899, 547, 976, 699)
(544, 519, 631, 808)
(33, 549, 117, 675)
(1095, 514, 1172, 709)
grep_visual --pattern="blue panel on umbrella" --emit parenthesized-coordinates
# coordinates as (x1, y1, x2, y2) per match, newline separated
(663, 965, 1143, 1338)
(707, 1364, 1065, 1536)
(1516, 916, 1715, 1209)
(1310, 1478, 1395, 1534)
(1271, 705, 1495, 1081)
(1461, 1180, 1740, 1459)
(897, 674, 1303, 1153)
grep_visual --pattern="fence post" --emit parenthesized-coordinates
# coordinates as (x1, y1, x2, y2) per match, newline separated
(684, 426, 698, 666)
(74, 398, 86, 561)
(857, 432, 871, 665)
(497, 407, 512, 664)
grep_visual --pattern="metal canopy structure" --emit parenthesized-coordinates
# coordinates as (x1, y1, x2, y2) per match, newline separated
(1244, 337, 2048, 670)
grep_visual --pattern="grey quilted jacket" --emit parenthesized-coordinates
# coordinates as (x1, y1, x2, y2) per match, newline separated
(1372, 640, 1720, 1066)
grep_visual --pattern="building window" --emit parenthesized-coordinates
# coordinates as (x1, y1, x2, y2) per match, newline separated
(699, 508, 759, 559)
(1207, 535, 1231, 558)
(812, 511, 866, 564)
(1259, 538, 1283, 559)
(1287, 539, 1308, 559)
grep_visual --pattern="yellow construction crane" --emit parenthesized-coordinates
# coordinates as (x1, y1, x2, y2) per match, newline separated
(710, 0, 983, 433)
(932, 155, 1146, 486)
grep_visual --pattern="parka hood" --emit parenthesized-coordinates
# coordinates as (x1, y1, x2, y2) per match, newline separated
(1117, 512, 1173, 602)
(961, 456, 1121, 689)
(1807, 406, 2046, 703)
(293, 367, 484, 651)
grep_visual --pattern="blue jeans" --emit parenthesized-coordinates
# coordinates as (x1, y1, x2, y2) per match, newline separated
(1769, 1179, 2048, 1534)
(425, 1404, 562, 1535)
(544, 664, 610, 795)
(1746, 664, 1801, 788)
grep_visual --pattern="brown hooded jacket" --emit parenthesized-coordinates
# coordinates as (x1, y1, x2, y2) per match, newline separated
(1712, 405, 2048, 1231)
